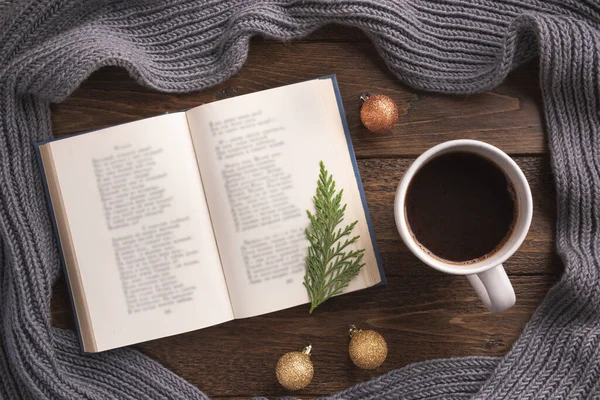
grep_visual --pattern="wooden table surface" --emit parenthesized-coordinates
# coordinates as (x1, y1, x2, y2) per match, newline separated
(50, 26, 560, 399)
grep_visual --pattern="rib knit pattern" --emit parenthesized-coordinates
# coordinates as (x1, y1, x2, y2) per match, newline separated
(1, 1, 599, 399)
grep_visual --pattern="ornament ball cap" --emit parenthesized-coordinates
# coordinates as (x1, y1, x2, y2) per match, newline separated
(301, 344, 312, 356)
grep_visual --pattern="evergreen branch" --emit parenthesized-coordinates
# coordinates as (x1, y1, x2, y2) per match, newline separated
(303, 161, 366, 313)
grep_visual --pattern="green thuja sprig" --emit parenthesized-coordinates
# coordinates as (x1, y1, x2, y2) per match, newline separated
(304, 161, 365, 314)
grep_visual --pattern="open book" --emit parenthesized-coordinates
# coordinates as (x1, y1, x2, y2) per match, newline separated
(37, 76, 384, 353)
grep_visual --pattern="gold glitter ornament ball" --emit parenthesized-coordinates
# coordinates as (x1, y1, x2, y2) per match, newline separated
(275, 345, 314, 391)
(348, 325, 387, 369)
(360, 93, 399, 133)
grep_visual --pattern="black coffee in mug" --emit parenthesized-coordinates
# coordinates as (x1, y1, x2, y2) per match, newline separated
(405, 151, 516, 264)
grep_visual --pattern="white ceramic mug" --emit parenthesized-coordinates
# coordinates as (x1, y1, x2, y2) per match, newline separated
(394, 140, 533, 313)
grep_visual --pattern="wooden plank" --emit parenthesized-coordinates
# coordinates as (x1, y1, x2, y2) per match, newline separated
(47, 26, 554, 398)
(51, 274, 557, 398)
(51, 43, 544, 157)
(49, 153, 560, 396)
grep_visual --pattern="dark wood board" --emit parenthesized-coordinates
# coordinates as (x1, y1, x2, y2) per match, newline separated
(51, 44, 545, 158)
(49, 26, 557, 399)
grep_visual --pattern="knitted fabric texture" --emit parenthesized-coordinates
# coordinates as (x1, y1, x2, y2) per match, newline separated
(1, 1, 599, 399)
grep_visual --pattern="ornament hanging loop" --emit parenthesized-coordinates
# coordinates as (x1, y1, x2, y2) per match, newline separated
(301, 344, 312, 356)
(359, 92, 371, 104)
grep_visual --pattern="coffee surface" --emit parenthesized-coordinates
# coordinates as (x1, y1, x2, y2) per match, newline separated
(405, 152, 515, 263)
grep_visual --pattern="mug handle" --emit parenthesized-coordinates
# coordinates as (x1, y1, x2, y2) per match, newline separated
(466, 264, 515, 313)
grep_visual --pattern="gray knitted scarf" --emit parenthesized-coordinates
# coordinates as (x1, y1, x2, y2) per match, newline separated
(1, 0, 599, 399)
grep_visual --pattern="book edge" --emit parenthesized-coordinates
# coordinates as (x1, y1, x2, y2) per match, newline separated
(37, 111, 186, 147)
(320, 74, 387, 286)
(35, 143, 97, 353)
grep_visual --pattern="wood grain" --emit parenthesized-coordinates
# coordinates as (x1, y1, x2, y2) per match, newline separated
(49, 154, 560, 397)
(51, 46, 544, 158)
(51, 274, 557, 398)
(48, 27, 556, 399)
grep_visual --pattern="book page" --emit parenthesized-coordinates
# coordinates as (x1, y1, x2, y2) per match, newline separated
(186, 79, 381, 318)
(43, 113, 233, 351)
